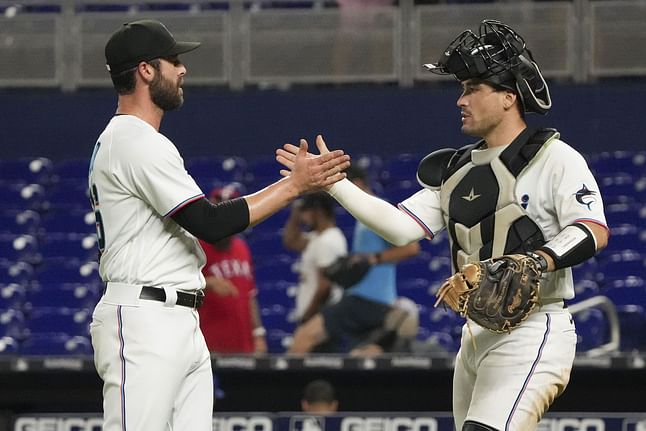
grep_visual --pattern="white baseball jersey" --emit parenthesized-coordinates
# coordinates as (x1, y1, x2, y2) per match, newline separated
(89, 114, 213, 431)
(89, 114, 206, 292)
(399, 138, 607, 300)
(294, 227, 347, 320)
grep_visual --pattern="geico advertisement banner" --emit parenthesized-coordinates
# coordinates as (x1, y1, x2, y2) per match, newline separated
(12, 413, 646, 431)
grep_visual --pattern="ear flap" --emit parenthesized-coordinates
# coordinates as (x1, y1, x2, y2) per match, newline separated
(513, 55, 551, 114)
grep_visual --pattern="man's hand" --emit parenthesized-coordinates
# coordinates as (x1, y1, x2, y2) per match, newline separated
(206, 277, 239, 297)
(276, 135, 349, 192)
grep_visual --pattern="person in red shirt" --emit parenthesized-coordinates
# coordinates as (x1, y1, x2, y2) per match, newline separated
(198, 185, 267, 354)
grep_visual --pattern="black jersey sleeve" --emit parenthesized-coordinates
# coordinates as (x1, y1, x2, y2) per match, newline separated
(171, 197, 250, 244)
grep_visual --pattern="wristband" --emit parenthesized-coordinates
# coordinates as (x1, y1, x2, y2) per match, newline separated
(252, 327, 266, 337)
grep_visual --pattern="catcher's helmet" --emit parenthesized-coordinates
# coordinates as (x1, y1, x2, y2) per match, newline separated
(424, 20, 551, 115)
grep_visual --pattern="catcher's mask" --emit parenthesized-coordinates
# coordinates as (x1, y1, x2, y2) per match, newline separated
(424, 20, 551, 115)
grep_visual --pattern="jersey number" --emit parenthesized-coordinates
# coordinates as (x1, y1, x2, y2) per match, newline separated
(90, 184, 106, 253)
(89, 141, 105, 253)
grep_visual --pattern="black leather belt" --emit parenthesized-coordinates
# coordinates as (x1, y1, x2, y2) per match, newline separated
(140, 286, 204, 309)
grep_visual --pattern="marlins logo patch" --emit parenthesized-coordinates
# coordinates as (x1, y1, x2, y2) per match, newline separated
(574, 184, 598, 210)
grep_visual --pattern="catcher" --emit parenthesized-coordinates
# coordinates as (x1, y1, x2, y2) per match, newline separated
(278, 20, 609, 431)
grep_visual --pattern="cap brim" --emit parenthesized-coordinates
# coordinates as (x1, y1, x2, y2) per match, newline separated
(168, 41, 201, 56)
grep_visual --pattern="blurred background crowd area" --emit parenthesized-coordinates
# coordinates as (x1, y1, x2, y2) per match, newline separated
(1, 0, 646, 358)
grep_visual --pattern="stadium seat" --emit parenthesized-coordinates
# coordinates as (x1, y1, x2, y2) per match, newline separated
(0, 283, 27, 310)
(602, 277, 646, 306)
(0, 158, 53, 185)
(573, 279, 601, 301)
(0, 261, 35, 286)
(383, 180, 421, 205)
(574, 308, 609, 352)
(247, 232, 288, 257)
(26, 307, 91, 337)
(51, 159, 90, 182)
(0, 309, 26, 339)
(254, 254, 297, 283)
(185, 156, 247, 185)
(267, 329, 291, 353)
(244, 156, 282, 189)
(24, 283, 101, 311)
(39, 233, 99, 261)
(44, 180, 91, 211)
(398, 278, 432, 306)
(20, 334, 93, 355)
(0, 210, 41, 236)
(41, 209, 96, 235)
(35, 259, 101, 287)
(597, 251, 645, 285)
(381, 153, 423, 185)
(0, 183, 46, 211)
(0, 234, 40, 265)
(614, 304, 646, 351)
(0, 337, 19, 355)
(261, 304, 294, 333)
(353, 153, 384, 181)
(590, 151, 646, 177)
(256, 280, 293, 308)
(604, 202, 645, 227)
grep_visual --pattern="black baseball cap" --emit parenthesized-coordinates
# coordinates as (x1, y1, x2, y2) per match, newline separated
(105, 19, 201, 75)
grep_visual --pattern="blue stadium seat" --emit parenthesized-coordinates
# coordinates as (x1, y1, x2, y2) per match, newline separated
(0, 183, 46, 211)
(383, 180, 421, 205)
(244, 156, 282, 189)
(0, 309, 26, 339)
(395, 251, 432, 282)
(185, 156, 247, 185)
(44, 180, 91, 211)
(597, 251, 645, 285)
(261, 304, 294, 333)
(605, 202, 645, 227)
(24, 283, 101, 311)
(41, 209, 96, 235)
(35, 259, 101, 287)
(602, 224, 644, 254)
(52, 159, 90, 182)
(0, 337, 19, 355)
(256, 280, 293, 308)
(267, 329, 291, 353)
(398, 278, 432, 307)
(26, 307, 91, 337)
(381, 153, 423, 185)
(0, 158, 53, 185)
(353, 154, 384, 182)
(0, 261, 35, 286)
(254, 254, 297, 283)
(420, 330, 457, 352)
(0, 234, 40, 265)
(614, 304, 646, 351)
(590, 151, 646, 177)
(574, 308, 609, 352)
(247, 231, 287, 257)
(0, 283, 27, 310)
(599, 173, 645, 200)
(573, 279, 600, 301)
(39, 233, 99, 261)
(602, 277, 646, 306)
(20, 334, 93, 355)
(0, 210, 41, 236)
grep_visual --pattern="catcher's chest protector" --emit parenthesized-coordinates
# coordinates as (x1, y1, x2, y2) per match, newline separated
(440, 127, 560, 272)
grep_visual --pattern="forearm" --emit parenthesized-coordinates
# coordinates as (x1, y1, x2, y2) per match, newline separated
(328, 179, 426, 246)
(172, 197, 249, 244)
(375, 242, 420, 264)
(244, 176, 301, 227)
(250, 297, 263, 330)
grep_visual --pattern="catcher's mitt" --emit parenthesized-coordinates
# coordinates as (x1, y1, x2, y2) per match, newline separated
(434, 254, 542, 333)
(323, 254, 372, 288)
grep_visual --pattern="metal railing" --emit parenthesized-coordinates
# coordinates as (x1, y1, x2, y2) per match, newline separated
(1, 0, 645, 90)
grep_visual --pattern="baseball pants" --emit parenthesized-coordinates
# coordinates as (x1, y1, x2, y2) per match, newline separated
(453, 303, 577, 431)
(90, 283, 213, 431)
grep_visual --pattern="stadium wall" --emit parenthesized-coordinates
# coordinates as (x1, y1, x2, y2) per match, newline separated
(1, 80, 645, 161)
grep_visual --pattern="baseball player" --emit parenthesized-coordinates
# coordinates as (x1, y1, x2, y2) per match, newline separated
(277, 20, 609, 431)
(88, 19, 349, 431)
